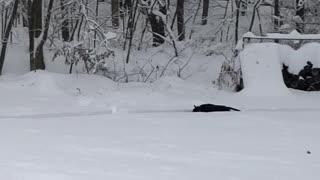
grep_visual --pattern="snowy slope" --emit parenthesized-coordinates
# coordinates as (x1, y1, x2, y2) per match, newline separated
(1, 70, 320, 115)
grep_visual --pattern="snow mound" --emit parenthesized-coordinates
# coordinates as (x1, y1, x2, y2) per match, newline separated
(239, 42, 320, 96)
(0, 70, 118, 98)
(239, 43, 292, 96)
(280, 43, 320, 74)
(60, 73, 117, 96)
(19, 70, 66, 95)
(151, 76, 186, 91)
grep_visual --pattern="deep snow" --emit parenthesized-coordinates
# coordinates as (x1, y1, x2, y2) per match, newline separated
(239, 42, 320, 96)
(1, 40, 320, 179)
(1, 0, 320, 178)
(239, 43, 291, 96)
(1, 111, 320, 180)
(1, 70, 320, 117)
(0, 70, 320, 180)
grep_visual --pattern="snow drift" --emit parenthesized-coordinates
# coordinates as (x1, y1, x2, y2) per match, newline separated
(239, 42, 320, 96)
(239, 43, 291, 96)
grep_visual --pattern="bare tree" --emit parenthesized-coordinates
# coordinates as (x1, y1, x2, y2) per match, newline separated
(60, 0, 70, 41)
(241, 0, 247, 16)
(176, 0, 185, 41)
(0, 2, 5, 39)
(112, 0, 119, 28)
(148, 0, 166, 46)
(249, 0, 262, 32)
(274, 0, 280, 31)
(31, 0, 42, 38)
(125, 0, 138, 63)
(29, 0, 54, 70)
(235, 0, 240, 45)
(296, 0, 305, 33)
(0, 0, 19, 75)
(202, 0, 209, 25)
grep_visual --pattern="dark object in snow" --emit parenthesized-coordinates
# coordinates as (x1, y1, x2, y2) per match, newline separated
(307, 151, 311, 154)
(193, 104, 240, 112)
(282, 61, 320, 91)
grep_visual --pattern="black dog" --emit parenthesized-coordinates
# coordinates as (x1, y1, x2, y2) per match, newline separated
(193, 104, 240, 112)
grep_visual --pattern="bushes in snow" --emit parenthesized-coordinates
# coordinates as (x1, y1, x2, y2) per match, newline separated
(53, 43, 115, 75)
(217, 61, 242, 92)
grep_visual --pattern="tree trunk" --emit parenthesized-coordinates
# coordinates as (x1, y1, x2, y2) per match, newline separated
(4, 8, 8, 38)
(112, 0, 119, 28)
(94, 0, 99, 48)
(126, 0, 132, 10)
(249, 0, 261, 32)
(20, 0, 29, 27)
(1, 3, 4, 39)
(202, 0, 209, 25)
(30, 0, 54, 71)
(31, 0, 42, 38)
(28, 0, 34, 69)
(235, 0, 240, 45)
(274, 0, 280, 31)
(149, 3, 166, 46)
(127, 0, 134, 39)
(241, 0, 247, 16)
(176, 0, 185, 41)
(125, 1, 138, 63)
(296, 0, 305, 33)
(0, 0, 19, 75)
(60, 0, 70, 41)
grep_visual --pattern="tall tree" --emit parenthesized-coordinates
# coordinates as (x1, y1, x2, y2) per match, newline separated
(94, 0, 99, 48)
(296, 0, 305, 33)
(125, 0, 138, 63)
(31, 0, 42, 38)
(20, 0, 29, 27)
(241, 0, 247, 16)
(176, 0, 185, 41)
(29, 0, 54, 71)
(0, 0, 19, 75)
(112, 0, 119, 28)
(149, 1, 166, 46)
(1, 2, 4, 39)
(274, 0, 280, 31)
(60, 0, 70, 41)
(202, 0, 209, 25)
(235, 0, 240, 45)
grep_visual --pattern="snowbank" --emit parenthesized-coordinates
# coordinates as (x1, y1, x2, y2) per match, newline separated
(1, 70, 320, 114)
(279, 43, 320, 74)
(239, 42, 320, 96)
(239, 43, 291, 96)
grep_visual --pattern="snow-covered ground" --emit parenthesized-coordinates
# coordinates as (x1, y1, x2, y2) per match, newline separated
(1, 110, 320, 180)
(2, 39, 320, 179)
(0, 70, 320, 180)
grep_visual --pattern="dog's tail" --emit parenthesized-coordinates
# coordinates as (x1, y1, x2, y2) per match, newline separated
(230, 107, 240, 111)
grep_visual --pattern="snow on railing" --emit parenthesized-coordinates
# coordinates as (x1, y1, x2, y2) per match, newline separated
(236, 30, 320, 50)
(243, 30, 320, 40)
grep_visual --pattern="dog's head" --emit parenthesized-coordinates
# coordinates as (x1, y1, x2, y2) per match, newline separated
(192, 105, 200, 112)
